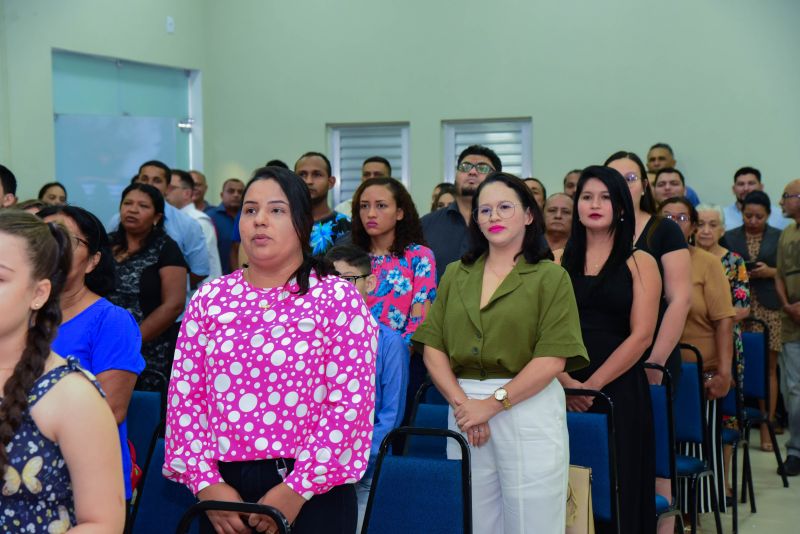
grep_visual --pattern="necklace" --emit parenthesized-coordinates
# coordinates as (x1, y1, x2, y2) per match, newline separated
(486, 260, 513, 279)
(243, 268, 285, 310)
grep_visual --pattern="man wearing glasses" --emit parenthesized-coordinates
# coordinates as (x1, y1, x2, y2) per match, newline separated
(422, 145, 502, 280)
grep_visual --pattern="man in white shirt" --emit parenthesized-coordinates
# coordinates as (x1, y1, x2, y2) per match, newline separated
(167, 169, 222, 284)
(723, 166, 789, 230)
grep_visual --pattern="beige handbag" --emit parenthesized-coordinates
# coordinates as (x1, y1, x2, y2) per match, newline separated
(565, 465, 594, 534)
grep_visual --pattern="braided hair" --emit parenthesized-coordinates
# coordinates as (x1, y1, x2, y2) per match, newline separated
(0, 211, 72, 475)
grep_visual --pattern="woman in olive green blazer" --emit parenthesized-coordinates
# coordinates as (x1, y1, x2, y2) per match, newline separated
(413, 173, 588, 534)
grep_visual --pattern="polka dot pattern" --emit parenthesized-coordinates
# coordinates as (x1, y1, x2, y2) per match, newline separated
(163, 270, 378, 497)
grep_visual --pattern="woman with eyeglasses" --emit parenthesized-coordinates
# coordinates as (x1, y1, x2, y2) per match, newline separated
(414, 172, 588, 533)
(605, 152, 691, 534)
(560, 166, 661, 534)
(107, 183, 187, 390)
(660, 197, 735, 518)
(38, 205, 144, 517)
(165, 167, 378, 534)
(723, 190, 784, 449)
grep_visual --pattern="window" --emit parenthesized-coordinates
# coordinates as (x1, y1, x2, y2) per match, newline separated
(442, 119, 532, 182)
(329, 123, 410, 206)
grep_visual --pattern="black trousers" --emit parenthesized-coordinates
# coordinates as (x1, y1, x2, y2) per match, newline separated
(198, 458, 357, 534)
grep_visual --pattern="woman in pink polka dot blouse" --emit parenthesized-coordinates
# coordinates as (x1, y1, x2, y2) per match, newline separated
(164, 167, 379, 534)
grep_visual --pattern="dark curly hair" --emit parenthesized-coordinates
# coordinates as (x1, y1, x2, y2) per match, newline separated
(350, 177, 426, 256)
(0, 211, 72, 475)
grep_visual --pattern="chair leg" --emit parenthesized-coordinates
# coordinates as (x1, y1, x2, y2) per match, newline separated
(746, 451, 757, 513)
(769, 421, 790, 488)
(708, 473, 723, 534)
(731, 441, 739, 534)
(740, 441, 750, 504)
(675, 512, 685, 534)
(689, 477, 698, 534)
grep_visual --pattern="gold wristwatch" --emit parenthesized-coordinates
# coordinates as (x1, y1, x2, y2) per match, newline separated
(494, 387, 512, 410)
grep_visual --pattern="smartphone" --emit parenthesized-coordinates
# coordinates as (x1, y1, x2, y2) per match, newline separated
(745, 261, 758, 271)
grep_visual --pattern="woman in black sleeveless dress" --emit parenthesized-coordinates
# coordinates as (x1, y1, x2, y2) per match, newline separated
(559, 166, 662, 534)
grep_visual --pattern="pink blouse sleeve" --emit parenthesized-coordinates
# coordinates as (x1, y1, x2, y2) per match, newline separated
(163, 290, 224, 494)
(403, 246, 437, 344)
(283, 281, 378, 499)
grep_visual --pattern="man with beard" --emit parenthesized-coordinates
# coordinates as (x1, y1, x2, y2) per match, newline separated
(295, 151, 351, 256)
(421, 144, 501, 280)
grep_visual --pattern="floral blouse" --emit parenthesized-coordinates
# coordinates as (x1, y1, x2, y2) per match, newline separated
(367, 244, 437, 346)
(721, 250, 750, 381)
(310, 211, 351, 256)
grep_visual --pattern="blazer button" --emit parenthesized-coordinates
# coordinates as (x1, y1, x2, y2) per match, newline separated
(476, 332, 482, 339)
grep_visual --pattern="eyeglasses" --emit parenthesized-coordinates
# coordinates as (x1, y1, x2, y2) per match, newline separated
(621, 172, 640, 183)
(663, 213, 691, 223)
(339, 274, 370, 285)
(457, 162, 495, 174)
(473, 201, 519, 222)
(782, 193, 800, 200)
(71, 235, 90, 249)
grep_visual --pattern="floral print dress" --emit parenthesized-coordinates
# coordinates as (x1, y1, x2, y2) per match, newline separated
(0, 358, 103, 533)
(310, 211, 351, 256)
(367, 244, 437, 345)
(721, 250, 750, 419)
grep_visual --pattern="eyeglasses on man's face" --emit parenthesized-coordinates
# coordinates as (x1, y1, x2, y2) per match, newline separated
(457, 161, 495, 174)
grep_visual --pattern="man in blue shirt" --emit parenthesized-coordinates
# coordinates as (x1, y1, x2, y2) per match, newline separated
(107, 160, 210, 285)
(207, 178, 244, 274)
(421, 145, 501, 280)
(326, 244, 408, 532)
(723, 166, 790, 230)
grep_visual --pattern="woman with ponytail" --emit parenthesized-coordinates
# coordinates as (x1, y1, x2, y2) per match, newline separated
(0, 211, 124, 532)
(164, 166, 378, 534)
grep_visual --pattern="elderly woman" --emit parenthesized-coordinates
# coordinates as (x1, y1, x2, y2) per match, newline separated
(165, 166, 378, 534)
(724, 190, 783, 449)
(660, 197, 735, 516)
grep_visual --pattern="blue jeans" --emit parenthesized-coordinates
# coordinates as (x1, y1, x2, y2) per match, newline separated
(780, 340, 800, 458)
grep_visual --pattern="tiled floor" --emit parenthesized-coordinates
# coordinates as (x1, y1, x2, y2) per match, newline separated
(696, 432, 799, 533)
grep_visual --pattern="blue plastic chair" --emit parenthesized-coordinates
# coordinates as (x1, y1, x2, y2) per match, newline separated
(563, 388, 619, 534)
(127, 390, 164, 481)
(719, 343, 746, 533)
(129, 438, 199, 534)
(362, 427, 472, 534)
(405, 402, 449, 457)
(674, 345, 723, 534)
(741, 318, 789, 491)
(644, 363, 685, 532)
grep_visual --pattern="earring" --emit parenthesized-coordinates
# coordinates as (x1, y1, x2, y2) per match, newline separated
(620, 216, 624, 222)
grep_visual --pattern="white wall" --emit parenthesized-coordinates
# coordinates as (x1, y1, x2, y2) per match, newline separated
(3, 0, 799, 211)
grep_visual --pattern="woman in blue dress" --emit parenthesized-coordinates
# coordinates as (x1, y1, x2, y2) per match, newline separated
(40, 205, 144, 510)
(0, 210, 124, 532)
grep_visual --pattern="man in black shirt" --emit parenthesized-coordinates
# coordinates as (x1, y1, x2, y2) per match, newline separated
(421, 145, 501, 280)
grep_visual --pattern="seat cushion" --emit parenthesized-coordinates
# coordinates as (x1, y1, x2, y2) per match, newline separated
(655, 494, 671, 514)
(721, 428, 740, 445)
(676, 454, 706, 475)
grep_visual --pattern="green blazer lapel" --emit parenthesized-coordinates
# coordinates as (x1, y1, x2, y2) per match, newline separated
(457, 258, 484, 332)
(486, 268, 523, 307)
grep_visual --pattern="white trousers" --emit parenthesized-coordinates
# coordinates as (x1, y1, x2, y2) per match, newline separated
(448, 378, 569, 534)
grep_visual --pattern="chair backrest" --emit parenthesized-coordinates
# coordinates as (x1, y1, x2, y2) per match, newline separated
(564, 389, 619, 532)
(742, 317, 770, 400)
(127, 390, 164, 472)
(413, 381, 448, 406)
(405, 403, 449, 457)
(130, 439, 199, 534)
(644, 363, 677, 492)
(363, 427, 471, 534)
(674, 346, 708, 448)
(176, 501, 290, 534)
